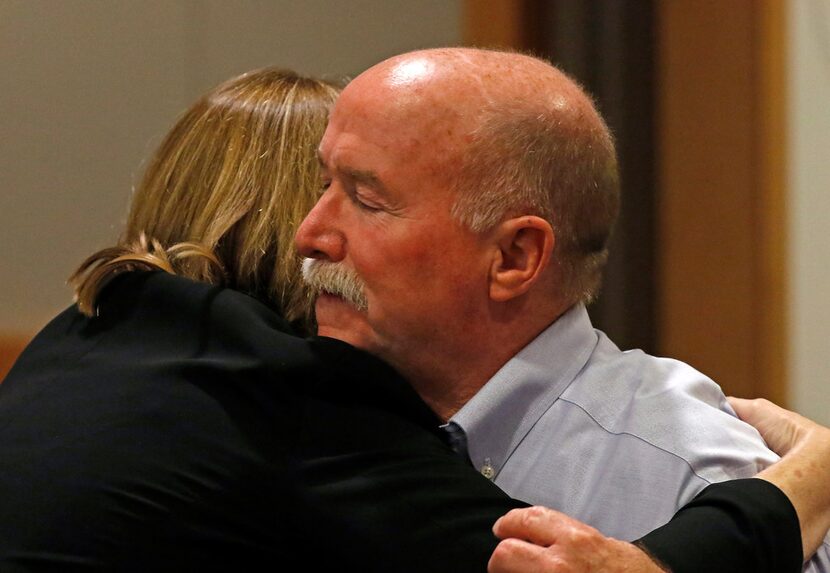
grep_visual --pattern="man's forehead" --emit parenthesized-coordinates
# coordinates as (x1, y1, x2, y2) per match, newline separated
(336, 57, 475, 124)
(385, 57, 436, 87)
(318, 60, 478, 183)
(323, 99, 444, 159)
(318, 114, 462, 204)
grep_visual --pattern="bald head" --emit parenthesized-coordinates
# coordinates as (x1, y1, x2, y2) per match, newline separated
(336, 47, 620, 304)
(358, 48, 585, 106)
(297, 48, 618, 411)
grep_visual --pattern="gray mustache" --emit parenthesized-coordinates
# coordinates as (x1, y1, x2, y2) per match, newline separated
(302, 258, 369, 312)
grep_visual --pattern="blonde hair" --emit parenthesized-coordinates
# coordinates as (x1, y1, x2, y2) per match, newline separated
(70, 68, 340, 329)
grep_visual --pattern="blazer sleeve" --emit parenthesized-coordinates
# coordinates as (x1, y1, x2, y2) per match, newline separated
(636, 478, 802, 573)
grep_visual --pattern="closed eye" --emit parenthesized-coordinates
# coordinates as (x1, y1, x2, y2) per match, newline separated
(319, 178, 332, 196)
(348, 187, 383, 212)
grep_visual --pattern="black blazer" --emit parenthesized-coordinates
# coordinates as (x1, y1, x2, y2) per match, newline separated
(0, 272, 801, 572)
(0, 272, 522, 572)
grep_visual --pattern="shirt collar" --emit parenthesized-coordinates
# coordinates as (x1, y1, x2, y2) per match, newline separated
(449, 304, 598, 479)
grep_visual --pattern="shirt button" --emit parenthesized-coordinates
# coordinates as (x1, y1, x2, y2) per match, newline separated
(480, 458, 495, 480)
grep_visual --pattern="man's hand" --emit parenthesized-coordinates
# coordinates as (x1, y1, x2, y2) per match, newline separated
(729, 397, 830, 559)
(489, 506, 667, 573)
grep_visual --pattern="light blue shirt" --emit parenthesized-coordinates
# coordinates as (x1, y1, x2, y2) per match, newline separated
(450, 304, 830, 570)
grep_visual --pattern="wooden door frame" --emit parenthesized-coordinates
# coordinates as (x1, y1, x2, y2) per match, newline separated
(656, 1, 787, 403)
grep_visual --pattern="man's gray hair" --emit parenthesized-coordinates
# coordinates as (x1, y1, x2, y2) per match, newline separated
(450, 97, 620, 304)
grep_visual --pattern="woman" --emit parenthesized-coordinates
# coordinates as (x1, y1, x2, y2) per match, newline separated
(0, 67, 814, 572)
(71, 67, 335, 331)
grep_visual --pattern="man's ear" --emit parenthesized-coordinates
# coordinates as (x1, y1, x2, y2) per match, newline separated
(488, 216, 554, 302)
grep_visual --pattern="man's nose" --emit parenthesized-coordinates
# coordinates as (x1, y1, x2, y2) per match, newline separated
(294, 190, 346, 262)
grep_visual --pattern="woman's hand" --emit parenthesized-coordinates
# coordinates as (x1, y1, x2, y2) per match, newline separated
(729, 397, 830, 559)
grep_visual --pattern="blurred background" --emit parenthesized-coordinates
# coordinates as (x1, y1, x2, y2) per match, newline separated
(1, 0, 827, 424)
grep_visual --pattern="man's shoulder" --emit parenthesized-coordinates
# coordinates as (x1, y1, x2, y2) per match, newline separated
(565, 336, 729, 418)
(557, 337, 778, 481)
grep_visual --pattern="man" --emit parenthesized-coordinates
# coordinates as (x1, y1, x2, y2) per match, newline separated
(295, 46, 830, 568)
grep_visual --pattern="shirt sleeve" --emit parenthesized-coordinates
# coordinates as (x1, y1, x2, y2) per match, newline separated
(636, 478, 802, 573)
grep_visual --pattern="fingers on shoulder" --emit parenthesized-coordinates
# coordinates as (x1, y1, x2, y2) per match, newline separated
(493, 506, 572, 544)
(488, 538, 565, 573)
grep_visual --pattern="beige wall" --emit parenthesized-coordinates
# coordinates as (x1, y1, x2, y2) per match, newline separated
(0, 0, 460, 334)
(789, 0, 830, 424)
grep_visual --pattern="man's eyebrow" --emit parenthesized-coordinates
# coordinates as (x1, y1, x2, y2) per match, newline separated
(344, 168, 384, 190)
(316, 150, 388, 195)
(316, 152, 381, 187)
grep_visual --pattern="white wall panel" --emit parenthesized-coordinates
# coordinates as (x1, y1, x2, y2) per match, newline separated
(789, 0, 830, 423)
